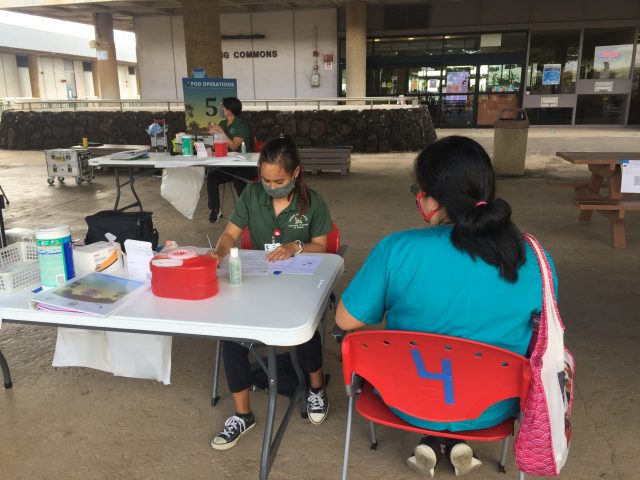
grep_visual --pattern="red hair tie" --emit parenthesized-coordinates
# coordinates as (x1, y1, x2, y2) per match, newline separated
(475, 201, 488, 207)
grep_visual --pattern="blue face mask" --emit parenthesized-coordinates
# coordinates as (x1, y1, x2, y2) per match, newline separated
(263, 178, 296, 199)
(218, 106, 226, 118)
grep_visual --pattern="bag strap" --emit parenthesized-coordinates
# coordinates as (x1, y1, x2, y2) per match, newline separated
(523, 233, 564, 330)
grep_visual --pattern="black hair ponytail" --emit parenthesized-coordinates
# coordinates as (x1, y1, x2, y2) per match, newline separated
(415, 136, 525, 282)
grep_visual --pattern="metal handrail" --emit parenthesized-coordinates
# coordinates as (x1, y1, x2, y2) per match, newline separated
(0, 96, 420, 114)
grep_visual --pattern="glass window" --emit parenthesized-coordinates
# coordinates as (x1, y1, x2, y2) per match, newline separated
(526, 108, 573, 125)
(408, 67, 442, 94)
(580, 28, 635, 79)
(369, 67, 405, 95)
(477, 32, 527, 53)
(629, 33, 640, 124)
(480, 64, 522, 93)
(369, 36, 442, 57)
(444, 34, 481, 55)
(477, 94, 519, 125)
(527, 30, 580, 94)
(16, 55, 28, 68)
(575, 94, 627, 124)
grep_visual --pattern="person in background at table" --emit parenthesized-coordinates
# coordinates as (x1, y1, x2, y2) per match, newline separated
(206, 96, 255, 223)
(336, 136, 557, 478)
(209, 135, 334, 451)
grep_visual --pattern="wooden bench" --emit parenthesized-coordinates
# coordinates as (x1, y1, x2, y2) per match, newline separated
(299, 147, 352, 175)
(574, 200, 640, 248)
(548, 180, 592, 189)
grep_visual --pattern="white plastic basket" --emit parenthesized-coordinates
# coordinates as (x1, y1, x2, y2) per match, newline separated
(0, 241, 40, 293)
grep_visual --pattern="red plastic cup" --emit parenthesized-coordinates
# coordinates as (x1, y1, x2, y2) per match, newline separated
(214, 141, 228, 157)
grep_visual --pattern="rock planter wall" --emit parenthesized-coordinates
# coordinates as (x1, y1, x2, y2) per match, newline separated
(0, 107, 436, 153)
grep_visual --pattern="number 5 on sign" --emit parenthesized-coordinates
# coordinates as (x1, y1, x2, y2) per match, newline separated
(621, 160, 640, 193)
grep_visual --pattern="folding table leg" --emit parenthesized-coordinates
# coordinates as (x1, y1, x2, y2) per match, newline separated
(211, 340, 222, 406)
(258, 346, 306, 479)
(0, 350, 12, 389)
(259, 346, 279, 480)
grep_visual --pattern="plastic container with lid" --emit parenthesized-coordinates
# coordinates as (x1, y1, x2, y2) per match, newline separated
(150, 253, 218, 300)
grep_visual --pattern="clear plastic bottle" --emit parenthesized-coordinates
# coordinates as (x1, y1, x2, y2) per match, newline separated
(241, 141, 246, 154)
(229, 247, 242, 286)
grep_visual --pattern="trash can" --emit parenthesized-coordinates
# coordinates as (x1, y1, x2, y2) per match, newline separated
(493, 108, 529, 176)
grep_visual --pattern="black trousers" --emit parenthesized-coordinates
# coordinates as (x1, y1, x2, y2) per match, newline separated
(206, 167, 257, 212)
(222, 331, 323, 393)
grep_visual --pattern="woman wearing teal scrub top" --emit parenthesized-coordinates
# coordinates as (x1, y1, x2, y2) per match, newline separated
(337, 136, 556, 478)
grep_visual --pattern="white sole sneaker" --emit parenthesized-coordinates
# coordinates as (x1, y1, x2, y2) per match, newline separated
(308, 401, 329, 425)
(406, 444, 437, 478)
(450, 443, 482, 476)
(210, 421, 256, 451)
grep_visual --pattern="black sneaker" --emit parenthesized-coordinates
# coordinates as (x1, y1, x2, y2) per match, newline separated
(307, 388, 329, 425)
(444, 440, 482, 476)
(406, 436, 444, 478)
(211, 414, 256, 450)
(209, 210, 222, 223)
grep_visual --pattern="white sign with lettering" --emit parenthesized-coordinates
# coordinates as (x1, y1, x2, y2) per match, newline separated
(594, 81, 613, 93)
(541, 97, 559, 108)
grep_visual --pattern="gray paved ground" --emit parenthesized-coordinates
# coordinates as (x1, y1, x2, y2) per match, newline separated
(1, 126, 639, 479)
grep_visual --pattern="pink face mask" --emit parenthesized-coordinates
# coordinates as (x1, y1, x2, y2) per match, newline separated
(416, 191, 440, 223)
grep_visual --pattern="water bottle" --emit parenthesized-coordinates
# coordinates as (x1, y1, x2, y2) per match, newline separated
(229, 247, 242, 286)
(241, 141, 247, 154)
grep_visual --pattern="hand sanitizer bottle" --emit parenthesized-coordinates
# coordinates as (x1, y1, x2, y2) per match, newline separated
(241, 141, 247, 154)
(229, 247, 242, 286)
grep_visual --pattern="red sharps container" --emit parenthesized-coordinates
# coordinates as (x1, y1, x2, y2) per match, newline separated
(150, 254, 218, 300)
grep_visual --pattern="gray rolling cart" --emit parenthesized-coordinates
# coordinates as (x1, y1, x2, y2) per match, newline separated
(44, 149, 95, 185)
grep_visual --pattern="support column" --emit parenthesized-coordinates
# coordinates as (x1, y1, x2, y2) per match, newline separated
(27, 55, 41, 98)
(182, 0, 223, 77)
(346, 1, 367, 102)
(94, 13, 120, 99)
(91, 61, 101, 98)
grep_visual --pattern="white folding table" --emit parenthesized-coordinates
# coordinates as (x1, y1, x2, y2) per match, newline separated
(89, 152, 259, 212)
(0, 252, 344, 479)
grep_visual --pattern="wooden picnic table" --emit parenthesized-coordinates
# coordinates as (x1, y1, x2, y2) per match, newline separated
(556, 151, 640, 248)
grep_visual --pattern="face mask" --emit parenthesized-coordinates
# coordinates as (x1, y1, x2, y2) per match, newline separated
(263, 178, 296, 199)
(218, 107, 226, 118)
(416, 191, 440, 223)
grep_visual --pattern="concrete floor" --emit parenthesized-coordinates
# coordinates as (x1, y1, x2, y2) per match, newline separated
(0, 126, 639, 480)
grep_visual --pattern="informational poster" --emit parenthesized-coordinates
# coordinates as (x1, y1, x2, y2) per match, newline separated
(445, 71, 469, 102)
(542, 64, 562, 85)
(182, 78, 237, 134)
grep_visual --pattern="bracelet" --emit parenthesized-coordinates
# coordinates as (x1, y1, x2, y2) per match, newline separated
(293, 240, 304, 254)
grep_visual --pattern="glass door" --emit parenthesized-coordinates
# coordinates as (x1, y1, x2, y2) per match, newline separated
(407, 66, 442, 122)
(477, 63, 523, 126)
(441, 65, 476, 126)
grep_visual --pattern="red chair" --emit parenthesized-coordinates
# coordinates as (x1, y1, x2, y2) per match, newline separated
(240, 222, 342, 255)
(341, 331, 531, 480)
(253, 136, 265, 153)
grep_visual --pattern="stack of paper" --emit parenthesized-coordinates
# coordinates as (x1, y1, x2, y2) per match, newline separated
(31, 272, 147, 316)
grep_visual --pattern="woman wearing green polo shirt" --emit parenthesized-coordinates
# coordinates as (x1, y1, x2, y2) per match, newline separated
(210, 135, 333, 451)
(206, 96, 255, 223)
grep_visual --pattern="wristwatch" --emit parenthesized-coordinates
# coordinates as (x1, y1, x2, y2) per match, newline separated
(293, 240, 304, 254)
